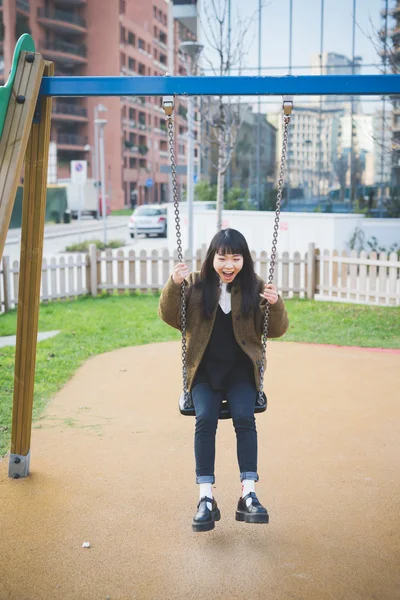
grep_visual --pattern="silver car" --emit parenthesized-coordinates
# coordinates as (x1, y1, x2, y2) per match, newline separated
(128, 205, 168, 238)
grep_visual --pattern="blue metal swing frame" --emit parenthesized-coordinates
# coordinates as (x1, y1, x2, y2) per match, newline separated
(40, 74, 400, 97)
(38, 67, 399, 421)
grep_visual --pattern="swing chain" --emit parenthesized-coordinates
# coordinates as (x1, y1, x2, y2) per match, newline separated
(164, 104, 189, 400)
(164, 94, 292, 407)
(258, 112, 291, 401)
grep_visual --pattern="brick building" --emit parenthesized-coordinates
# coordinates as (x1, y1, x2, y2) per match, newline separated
(0, 0, 200, 209)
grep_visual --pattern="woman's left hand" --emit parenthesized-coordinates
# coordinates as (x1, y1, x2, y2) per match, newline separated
(259, 283, 279, 305)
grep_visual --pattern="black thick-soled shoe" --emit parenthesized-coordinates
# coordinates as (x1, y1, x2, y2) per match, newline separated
(235, 491, 269, 524)
(192, 496, 221, 532)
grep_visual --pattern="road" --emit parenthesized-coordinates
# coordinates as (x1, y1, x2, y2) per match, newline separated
(3, 216, 169, 264)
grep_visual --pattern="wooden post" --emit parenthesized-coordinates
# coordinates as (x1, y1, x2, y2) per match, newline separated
(307, 242, 316, 300)
(9, 61, 54, 479)
(0, 50, 44, 263)
(89, 243, 98, 297)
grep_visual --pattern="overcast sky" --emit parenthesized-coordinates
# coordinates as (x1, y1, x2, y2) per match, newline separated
(198, 0, 386, 114)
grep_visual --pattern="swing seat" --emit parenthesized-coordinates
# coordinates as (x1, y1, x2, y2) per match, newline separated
(178, 391, 267, 420)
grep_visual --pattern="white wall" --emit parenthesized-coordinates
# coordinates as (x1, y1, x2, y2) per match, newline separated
(166, 204, 400, 255)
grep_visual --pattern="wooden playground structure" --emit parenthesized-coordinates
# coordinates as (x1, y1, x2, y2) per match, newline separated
(0, 36, 54, 478)
(0, 34, 399, 479)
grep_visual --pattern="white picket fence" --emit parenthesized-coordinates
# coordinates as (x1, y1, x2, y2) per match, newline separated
(0, 243, 399, 313)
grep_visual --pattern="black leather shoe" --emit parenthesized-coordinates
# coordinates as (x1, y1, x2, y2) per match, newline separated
(192, 496, 221, 532)
(236, 492, 269, 524)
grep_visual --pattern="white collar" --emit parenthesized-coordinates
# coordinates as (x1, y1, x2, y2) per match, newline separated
(219, 280, 231, 314)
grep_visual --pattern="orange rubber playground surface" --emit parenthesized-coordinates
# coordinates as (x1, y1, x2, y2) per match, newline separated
(1, 340, 399, 600)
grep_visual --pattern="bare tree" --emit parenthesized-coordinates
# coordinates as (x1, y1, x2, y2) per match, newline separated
(334, 154, 349, 202)
(198, 0, 264, 230)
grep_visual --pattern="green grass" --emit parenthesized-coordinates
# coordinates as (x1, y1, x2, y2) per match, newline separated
(0, 296, 399, 456)
(64, 239, 125, 252)
(111, 209, 132, 216)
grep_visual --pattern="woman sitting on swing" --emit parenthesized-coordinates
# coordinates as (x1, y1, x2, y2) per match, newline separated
(159, 228, 289, 532)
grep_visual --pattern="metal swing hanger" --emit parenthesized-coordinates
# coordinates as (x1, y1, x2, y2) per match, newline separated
(162, 94, 293, 419)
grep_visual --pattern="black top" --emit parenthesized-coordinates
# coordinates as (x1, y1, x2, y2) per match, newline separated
(194, 305, 254, 391)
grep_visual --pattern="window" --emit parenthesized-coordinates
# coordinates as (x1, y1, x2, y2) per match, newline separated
(120, 53, 125, 69)
(138, 38, 145, 50)
(129, 157, 137, 168)
(128, 57, 135, 71)
(120, 27, 126, 43)
(139, 112, 146, 125)
(159, 53, 167, 65)
(119, 0, 126, 14)
(153, 6, 157, 18)
(138, 63, 145, 75)
(154, 49, 158, 60)
(159, 31, 167, 45)
(129, 108, 135, 120)
(154, 26, 158, 37)
(128, 31, 135, 46)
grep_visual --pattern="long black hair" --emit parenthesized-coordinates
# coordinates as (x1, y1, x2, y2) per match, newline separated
(196, 229, 258, 318)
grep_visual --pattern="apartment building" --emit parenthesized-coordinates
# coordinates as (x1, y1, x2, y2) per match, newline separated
(269, 106, 342, 199)
(0, 0, 200, 209)
(381, 0, 400, 187)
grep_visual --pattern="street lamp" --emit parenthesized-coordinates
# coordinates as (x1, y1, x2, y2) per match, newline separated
(179, 41, 203, 257)
(94, 104, 107, 214)
(95, 118, 108, 245)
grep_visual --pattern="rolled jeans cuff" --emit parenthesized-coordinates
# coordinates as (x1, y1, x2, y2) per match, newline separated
(196, 475, 215, 484)
(240, 471, 259, 482)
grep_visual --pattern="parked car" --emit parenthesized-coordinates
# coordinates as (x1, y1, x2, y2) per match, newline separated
(128, 204, 168, 238)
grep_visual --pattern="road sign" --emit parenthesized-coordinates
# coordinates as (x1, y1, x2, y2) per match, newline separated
(71, 160, 87, 184)
(145, 178, 153, 187)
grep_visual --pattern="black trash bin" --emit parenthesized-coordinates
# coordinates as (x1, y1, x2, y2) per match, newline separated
(63, 209, 71, 224)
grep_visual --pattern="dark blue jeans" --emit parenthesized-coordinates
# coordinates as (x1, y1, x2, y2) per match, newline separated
(192, 381, 259, 485)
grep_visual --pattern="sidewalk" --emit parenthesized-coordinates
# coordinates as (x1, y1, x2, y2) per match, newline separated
(5, 216, 128, 245)
(0, 341, 399, 600)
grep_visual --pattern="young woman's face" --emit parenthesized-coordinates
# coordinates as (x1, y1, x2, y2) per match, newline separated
(213, 251, 244, 283)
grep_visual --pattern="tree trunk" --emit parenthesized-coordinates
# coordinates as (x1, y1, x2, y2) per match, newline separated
(216, 144, 225, 231)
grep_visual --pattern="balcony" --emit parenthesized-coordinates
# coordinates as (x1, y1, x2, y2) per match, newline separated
(16, 0, 30, 14)
(390, 26, 400, 40)
(54, 0, 86, 5)
(391, 4, 400, 18)
(123, 168, 139, 182)
(153, 37, 168, 52)
(37, 7, 87, 34)
(57, 133, 88, 150)
(153, 59, 168, 72)
(154, 127, 168, 137)
(124, 146, 139, 155)
(120, 66, 139, 77)
(53, 103, 88, 122)
(39, 40, 87, 64)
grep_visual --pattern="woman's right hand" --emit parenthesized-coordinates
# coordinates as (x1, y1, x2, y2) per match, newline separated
(172, 262, 190, 285)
